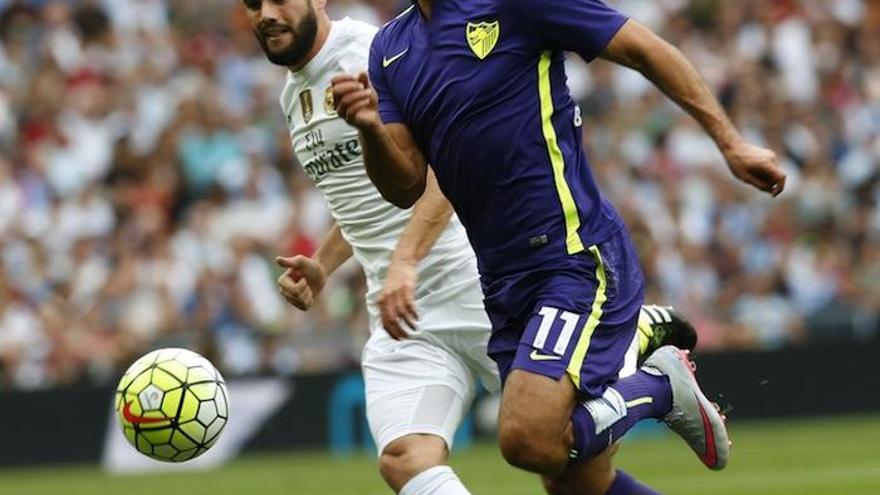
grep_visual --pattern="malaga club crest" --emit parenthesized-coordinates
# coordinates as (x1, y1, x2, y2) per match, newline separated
(466, 21, 500, 60)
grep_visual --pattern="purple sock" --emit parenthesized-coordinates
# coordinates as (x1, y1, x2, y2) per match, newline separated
(570, 370, 672, 459)
(605, 470, 662, 495)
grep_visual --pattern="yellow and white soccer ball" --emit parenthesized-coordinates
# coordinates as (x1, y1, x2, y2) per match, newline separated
(115, 348, 229, 462)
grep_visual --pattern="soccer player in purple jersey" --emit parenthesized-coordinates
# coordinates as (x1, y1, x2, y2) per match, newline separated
(332, 0, 787, 493)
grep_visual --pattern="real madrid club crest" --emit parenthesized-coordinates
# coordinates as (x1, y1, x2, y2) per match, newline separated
(466, 20, 500, 60)
(299, 89, 314, 124)
(324, 87, 336, 116)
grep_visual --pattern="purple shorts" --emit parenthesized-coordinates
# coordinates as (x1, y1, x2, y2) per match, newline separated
(483, 228, 644, 399)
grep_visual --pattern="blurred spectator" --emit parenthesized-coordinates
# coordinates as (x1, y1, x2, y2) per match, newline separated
(0, 0, 877, 390)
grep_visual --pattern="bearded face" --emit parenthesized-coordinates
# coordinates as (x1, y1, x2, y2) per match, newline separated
(245, 0, 320, 67)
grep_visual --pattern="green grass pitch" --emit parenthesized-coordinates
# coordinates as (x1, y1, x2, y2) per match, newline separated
(3, 415, 879, 495)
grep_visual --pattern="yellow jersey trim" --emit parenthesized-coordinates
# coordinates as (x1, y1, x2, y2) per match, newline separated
(566, 245, 608, 388)
(537, 51, 585, 255)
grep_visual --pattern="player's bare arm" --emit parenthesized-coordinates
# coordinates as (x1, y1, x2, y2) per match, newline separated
(331, 72, 428, 208)
(276, 222, 353, 310)
(379, 168, 455, 340)
(601, 20, 787, 196)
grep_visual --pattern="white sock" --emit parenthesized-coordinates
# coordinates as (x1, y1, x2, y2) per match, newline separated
(399, 466, 472, 495)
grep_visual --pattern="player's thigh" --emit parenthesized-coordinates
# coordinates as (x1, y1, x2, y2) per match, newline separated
(497, 368, 577, 448)
(542, 444, 620, 495)
(362, 331, 476, 454)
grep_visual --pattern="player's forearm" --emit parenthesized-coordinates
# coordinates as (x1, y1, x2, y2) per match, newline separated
(359, 123, 427, 209)
(391, 169, 454, 265)
(313, 222, 353, 277)
(603, 21, 743, 155)
(644, 47, 742, 153)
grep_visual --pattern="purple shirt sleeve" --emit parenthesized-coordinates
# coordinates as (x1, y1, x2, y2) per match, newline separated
(368, 33, 404, 124)
(513, 0, 629, 61)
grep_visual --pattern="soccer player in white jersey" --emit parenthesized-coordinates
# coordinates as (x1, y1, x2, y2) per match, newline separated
(242, 1, 698, 494)
(244, 1, 498, 493)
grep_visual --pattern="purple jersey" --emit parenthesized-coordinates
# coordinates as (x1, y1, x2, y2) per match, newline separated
(369, 0, 629, 282)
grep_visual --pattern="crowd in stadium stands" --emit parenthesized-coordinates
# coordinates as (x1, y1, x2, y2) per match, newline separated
(0, 0, 877, 390)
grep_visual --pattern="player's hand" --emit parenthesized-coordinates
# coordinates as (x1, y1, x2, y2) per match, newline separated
(331, 72, 380, 131)
(378, 258, 419, 340)
(275, 255, 327, 311)
(724, 142, 786, 197)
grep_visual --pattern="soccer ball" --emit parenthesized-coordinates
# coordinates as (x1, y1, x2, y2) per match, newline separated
(115, 348, 229, 462)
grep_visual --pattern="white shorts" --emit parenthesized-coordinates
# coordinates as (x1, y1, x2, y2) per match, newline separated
(362, 283, 499, 454)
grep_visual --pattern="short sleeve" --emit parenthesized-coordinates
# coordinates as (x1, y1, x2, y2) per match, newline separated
(512, 0, 628, 61)
(368, 33, 404, 124)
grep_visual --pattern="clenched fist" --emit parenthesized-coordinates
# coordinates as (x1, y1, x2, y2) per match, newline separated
(276, 255, 327, 311)
(724, 141, 787, 196)
(331, 72, 380, 131)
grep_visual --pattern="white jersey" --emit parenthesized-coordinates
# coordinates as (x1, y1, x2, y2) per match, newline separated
(280, 18, 481, 329)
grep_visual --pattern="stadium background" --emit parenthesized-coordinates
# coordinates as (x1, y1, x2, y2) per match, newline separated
(0, 0, 878, 493)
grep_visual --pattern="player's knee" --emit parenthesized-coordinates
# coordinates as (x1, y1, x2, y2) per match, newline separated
(497, 420, 559, 475)
(378, 435, 448, 492)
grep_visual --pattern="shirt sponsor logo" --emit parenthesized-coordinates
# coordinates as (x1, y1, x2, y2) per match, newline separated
(466, 21, 500, 60)
(302, 138, 362, 182)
